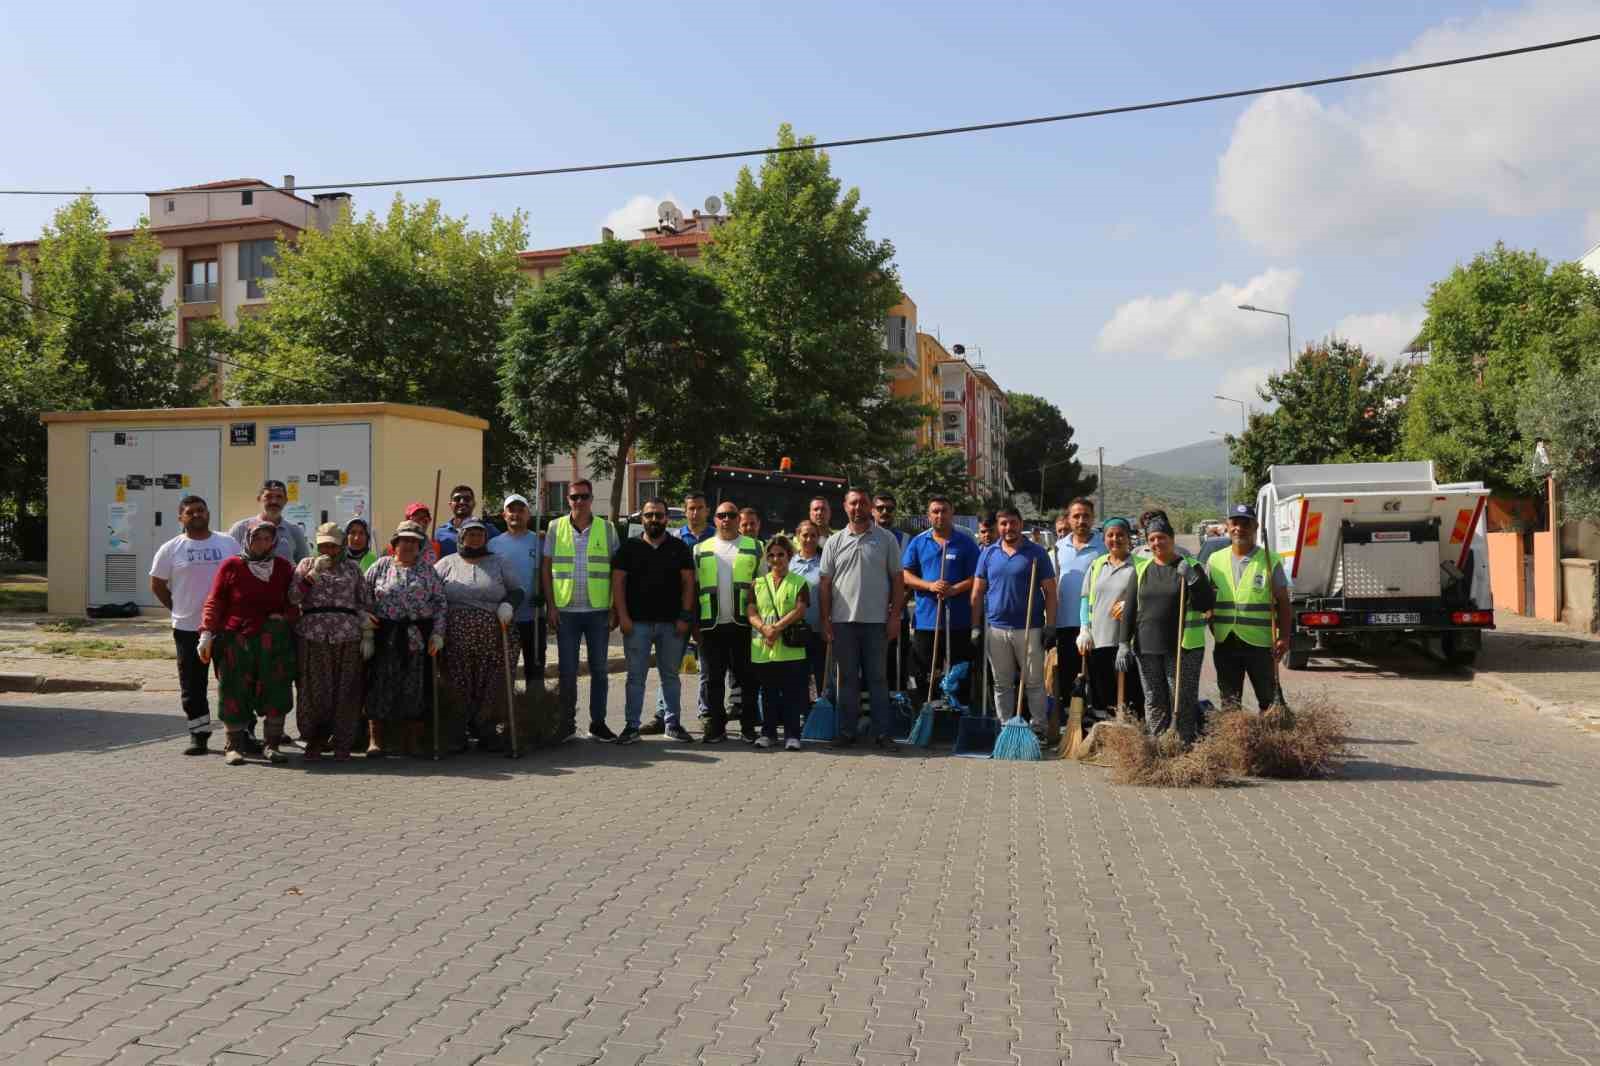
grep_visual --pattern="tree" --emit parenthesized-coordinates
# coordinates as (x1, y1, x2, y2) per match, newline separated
(499, 238, 748, 522)
(706, 125, 927, 476)
(1519, 362, 1600, 524)
(1, 196, 204, 527)
(853, 446, 980, 517)
(1228, 339, 1413, 498)
(216, 194, 531, 494)
(1004, 392, 1097, 513)
(1403, 243, 1600, 493)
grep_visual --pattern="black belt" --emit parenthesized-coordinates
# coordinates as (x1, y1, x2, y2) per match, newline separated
(302, 606, 357, 616)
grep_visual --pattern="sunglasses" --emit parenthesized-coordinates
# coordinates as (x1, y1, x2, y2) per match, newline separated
(715, 512, 738, 520)
(568, 493, 592, 501)
(452, 495, 474, 503)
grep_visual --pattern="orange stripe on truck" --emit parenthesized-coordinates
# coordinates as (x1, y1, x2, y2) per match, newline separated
(1449, 508, 1472, 544)
(1304, 511, 1322, 548)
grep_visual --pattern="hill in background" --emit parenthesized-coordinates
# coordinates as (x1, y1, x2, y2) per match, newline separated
(1122, 438, 1231, 480)
(1094, 463, 1230, 527)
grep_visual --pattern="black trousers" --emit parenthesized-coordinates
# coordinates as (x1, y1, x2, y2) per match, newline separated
(700, 624, 757, 735)
(1214, 634, 1277, 710)
(755, 658, 807, 741)
(1052, 627, 1085, 705)
(173, 629, 212, 738)
(1086, 645, 1143, 714)
(911, 625, 974, 706)
(514, 619, 547, 690)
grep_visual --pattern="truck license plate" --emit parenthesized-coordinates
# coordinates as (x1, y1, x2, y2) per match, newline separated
(1368, 612, 1421, 625)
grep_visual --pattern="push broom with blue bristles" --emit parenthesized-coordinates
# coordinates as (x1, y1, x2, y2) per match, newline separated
(992, 557, 1043, 761)
(801, 647, 836, 742)
(905, 599, 944, 747)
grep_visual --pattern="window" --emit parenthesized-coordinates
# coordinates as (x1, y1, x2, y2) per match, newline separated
(884, 315, 910, 353)
(238, 238, 278, 299)
(241, 190, 254, 206)
(165, 199, 175, 213)
(544, 481, 569, 515)
(636, 479, 661, 507)
(183, 259, 218, 303)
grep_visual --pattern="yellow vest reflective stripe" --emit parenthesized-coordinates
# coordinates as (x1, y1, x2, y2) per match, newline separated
(1207, 547, 1275, 647)
(549, 516, 612, 609)
(750, 571, 807, 664)
(694, 535, 761, 628)
(1132, 555, 1208, 651)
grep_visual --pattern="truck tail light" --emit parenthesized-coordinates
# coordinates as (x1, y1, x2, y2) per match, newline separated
(1299, 611, 1341, 627)
(1451, 610, 1493, 626)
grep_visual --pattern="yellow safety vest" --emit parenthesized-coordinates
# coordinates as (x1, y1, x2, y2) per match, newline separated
(750, 571, 807, 664)
(549, 516, 613, 610)
(1132, 555, 1208, 651)
(1207, 547, 1276, 647)
(695, 535, 761, 629)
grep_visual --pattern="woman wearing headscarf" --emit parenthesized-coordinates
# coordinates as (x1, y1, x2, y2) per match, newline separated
(1114, 515, 1215, 741)
(289, 522, 374, 762)
(198, 520, 298, 765)
(1076, 517, 1143, 717)
(364, 520, 449, 756)
(434, 518, 524, 751)
(385, 502, 443, 566)
(343, 517, 378, 573)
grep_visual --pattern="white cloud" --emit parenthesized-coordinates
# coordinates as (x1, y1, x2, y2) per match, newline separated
(1216, 365, 1275, 417)
(1096, 267, 1301, 360)
(1216, 0, 1600, 253)
(601, 193, 683, 239)
(1328, 308, 1426, 360)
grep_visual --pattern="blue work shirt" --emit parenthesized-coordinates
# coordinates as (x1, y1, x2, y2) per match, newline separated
(976, 539, 1056, 630)
(901, 527, 980, 631)
(1053, 533, 1105, 623)
(487, 529, 541, 623)
(676, 523, 715, 548)
(436, 518, 467, 559)
(790, 551, 823, 628)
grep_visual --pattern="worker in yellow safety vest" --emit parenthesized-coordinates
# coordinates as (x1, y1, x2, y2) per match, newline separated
(746, 534, 812, 750)
(541, 479, 619, 743)
(693, 502, 764, 744)
(1205, 503, 1293, 712)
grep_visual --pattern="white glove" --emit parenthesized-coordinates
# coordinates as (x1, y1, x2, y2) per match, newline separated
(313, 553, 335, 573)
(197, 631, 215, 664)
(428, 632, 445, 656)
(361, 634, 375, 661)
(496, 602, 514, 626)
(1076, 631, 1093, 655)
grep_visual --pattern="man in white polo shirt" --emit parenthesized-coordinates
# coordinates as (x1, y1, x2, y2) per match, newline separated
(150, 495, 238, 755)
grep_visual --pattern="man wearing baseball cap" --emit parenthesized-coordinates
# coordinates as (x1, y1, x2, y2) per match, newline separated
(1205, 503, 1293, 712)
(489, 493, 545, 690)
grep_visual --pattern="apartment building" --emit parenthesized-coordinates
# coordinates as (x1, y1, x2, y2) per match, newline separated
(932, 341, 1009, 501)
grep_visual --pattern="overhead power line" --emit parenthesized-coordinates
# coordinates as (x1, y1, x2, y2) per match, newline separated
(2, 31, 1597, 198)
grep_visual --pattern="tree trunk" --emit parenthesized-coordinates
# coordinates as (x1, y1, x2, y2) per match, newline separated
(609, 431, 635, 526)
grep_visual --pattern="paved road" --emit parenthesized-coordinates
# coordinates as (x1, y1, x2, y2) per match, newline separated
(3, 651, 1599, 1066)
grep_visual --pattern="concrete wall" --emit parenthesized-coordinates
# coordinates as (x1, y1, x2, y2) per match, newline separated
(1487, 531, 1525, 614)
(44, 403, 484, 615)
(1560, 519, 1600, 560)
(1561, 558, 1599, 634)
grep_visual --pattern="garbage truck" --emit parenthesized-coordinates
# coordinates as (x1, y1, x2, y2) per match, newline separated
(1255, 461, 1493, 668)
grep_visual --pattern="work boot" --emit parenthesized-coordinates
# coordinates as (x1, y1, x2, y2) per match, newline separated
(366, 720, 387, 758)
(639, 716, 666, 736)
(183, 732, 210, 756)
(223, 732, 246, 766)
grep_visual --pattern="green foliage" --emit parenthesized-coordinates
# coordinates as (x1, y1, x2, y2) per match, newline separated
(215, 194, 531, 494)
(1, 196, 204, 518)
(1228, 339, 1413, 498)
(706, 125, 927, 473)
(1518, 362, 1600, 523)
(1403, 243, 1600, 492)
(1098, 466, 1227, 527)
(853, 446, 980, 516)
(1004, 391, 1097, 512)
(499, 238, 748, 520)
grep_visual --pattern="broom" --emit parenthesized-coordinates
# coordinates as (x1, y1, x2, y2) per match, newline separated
(1269, 609, 1293, 720)
(904, 549, 948, 747)
(1059, 657, 1090, 759)
(800, 646, 837, 742)
(992, 558, 1043, 761)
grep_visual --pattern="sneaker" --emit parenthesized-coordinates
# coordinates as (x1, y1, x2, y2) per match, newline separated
(754, 736, 773, 749)
(554, 723, 578, 744)
(588, 722, 618, 742)
(616, 726, 641, 745)
(183, 735, 209, 756)
(638, 717, 666, 736)
(666, 724, 695, 743)
(741, 732, 759, 745)
(224, 748, 245, 766)
(702, 729, 728, 745)
(785, 738, 802, 752)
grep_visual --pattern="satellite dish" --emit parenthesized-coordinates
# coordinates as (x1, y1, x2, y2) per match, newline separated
(703, 195, 722, 215)
(656, 200, 683, 231)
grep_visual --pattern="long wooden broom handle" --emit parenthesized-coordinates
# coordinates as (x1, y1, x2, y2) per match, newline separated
(1015, 556, 1037, 721)
(923, 546, 948, 704)
(1173, 565, 1186, 727)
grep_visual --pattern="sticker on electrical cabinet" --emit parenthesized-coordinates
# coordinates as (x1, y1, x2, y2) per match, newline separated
(114, 478, 127, 503)
(286, 478, 300, 502)
(161, 474, 183, 490)
(284, 504, 312, 531)
(336, 488, 368, 519)
(108, 504, 137, 551)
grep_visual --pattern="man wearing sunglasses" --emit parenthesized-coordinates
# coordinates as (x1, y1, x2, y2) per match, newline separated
(693, 502, 764, 743)
(435, 485, 478, 559)
(542, 479, 621, 742)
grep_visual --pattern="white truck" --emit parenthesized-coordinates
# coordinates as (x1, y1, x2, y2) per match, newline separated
(1255, 461, 1493, 668)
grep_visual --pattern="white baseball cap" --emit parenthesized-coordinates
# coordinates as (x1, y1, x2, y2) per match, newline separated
(502, 494, 530, 510)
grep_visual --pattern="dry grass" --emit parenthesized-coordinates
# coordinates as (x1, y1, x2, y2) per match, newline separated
(35, 638, 173, 661)
(1205, 700, 1350, 778)
(1101, 723, 1232, 788)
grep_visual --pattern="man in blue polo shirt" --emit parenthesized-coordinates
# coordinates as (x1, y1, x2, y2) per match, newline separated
(972, 506, 1057, 734)
(901, 495, 979, 706)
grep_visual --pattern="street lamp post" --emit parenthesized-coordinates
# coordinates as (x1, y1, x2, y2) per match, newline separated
(1237, 303, 1293, 369)
(1208, 431, 1234, 511)
(1213, 394, 1248, 513)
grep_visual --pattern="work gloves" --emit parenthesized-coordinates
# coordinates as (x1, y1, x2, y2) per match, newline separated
(496, 602, 514, 626)
(1076, 631, 1094, 656)
(427, 632, 445, 656)
(197, 631, 215, 664)
(1114, 642, 1133, 673)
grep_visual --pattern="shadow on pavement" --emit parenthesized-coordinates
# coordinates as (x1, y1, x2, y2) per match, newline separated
(1340, 755, 1557, 787)
(0, 703, 183, 756)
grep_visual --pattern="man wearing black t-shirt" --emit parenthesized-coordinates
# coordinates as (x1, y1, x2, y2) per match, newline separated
(612, 498, 697, 744)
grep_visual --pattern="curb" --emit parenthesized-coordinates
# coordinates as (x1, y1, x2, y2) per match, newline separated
(0, 673, 145, 694)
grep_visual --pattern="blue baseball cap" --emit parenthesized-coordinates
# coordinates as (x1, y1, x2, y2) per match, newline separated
(1227, 504, 1257, 521)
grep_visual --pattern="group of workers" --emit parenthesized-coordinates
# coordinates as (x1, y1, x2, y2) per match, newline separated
(149, 474, 1292, 765)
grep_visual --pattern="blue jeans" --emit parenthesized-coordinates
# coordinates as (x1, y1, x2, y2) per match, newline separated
(656, 638, 707, 720)
(831, 622, 889, 739)
(623, 622, 686, 730)
(557, 610, 611, 728)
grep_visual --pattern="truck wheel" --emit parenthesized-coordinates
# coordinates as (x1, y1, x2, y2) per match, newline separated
(1441, 633, 1480, 669)
(1285, 649, 1309, 671)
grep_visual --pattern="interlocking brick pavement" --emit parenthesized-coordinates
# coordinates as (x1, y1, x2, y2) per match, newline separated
(3, 650, 1600, 1066)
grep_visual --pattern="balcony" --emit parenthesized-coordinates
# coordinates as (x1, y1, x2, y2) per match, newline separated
(182, 282, 218, 304)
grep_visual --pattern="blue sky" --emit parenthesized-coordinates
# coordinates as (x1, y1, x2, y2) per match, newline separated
(5, 1, 1598, 465)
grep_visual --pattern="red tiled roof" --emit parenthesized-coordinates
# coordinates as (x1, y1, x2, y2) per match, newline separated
(5, 216, 302, 254)
(518, 229, 712, 264)
(157, 178, 268, 192)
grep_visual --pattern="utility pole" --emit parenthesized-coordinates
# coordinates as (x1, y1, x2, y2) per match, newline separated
(1097, 447, 1105, 518)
